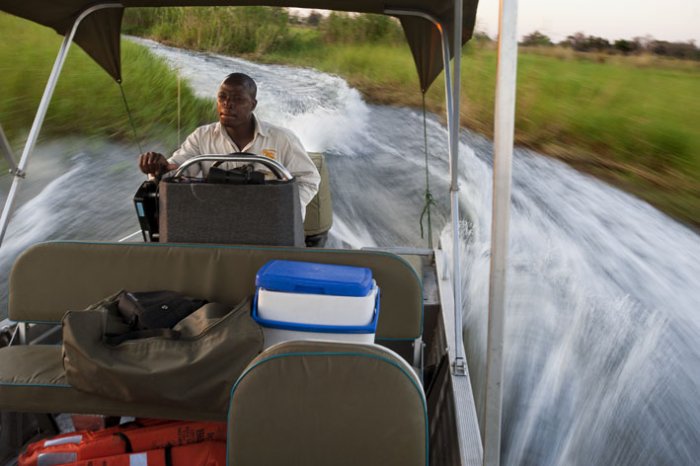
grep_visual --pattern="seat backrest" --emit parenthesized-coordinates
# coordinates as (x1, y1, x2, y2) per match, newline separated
(303, 152, 333, 237)
(227, 340, 427, 466)
(159, 179, 305, 246)
(9, 241, 422, 340)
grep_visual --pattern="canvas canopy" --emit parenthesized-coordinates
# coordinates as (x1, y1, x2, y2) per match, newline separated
(0, 0, 478, 92)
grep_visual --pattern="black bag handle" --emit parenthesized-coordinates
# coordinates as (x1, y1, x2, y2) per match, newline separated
(105, 328, 181, 345)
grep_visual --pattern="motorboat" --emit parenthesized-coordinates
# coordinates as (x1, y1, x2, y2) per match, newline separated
(0, 1, 520, 465)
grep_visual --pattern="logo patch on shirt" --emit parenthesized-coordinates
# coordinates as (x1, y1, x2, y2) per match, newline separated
(261, 149, 277, 160)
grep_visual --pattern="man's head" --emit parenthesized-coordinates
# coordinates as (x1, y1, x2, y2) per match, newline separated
(217, 73, 257, 129)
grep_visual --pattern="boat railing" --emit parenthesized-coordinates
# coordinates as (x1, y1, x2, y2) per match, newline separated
(172, 153, 294, 181)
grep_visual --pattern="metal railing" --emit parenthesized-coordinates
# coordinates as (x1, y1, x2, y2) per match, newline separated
(172, 153, 294, 181)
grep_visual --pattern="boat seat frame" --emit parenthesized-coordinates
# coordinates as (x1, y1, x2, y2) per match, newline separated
(0, 241, 424, 421)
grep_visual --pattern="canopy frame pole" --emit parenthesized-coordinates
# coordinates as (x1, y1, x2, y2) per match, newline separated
(0, 124, 20, 176)
(384, 8, 464, 375)
(483, 0, 519, 463)
(0, 3, 123, 247)
(449, 0, 466, 377)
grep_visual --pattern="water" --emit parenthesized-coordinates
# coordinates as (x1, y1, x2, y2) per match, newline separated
(2, 39, 699, 465)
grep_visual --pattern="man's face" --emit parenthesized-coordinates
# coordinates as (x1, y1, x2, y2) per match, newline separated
(216, 83, 256, 128)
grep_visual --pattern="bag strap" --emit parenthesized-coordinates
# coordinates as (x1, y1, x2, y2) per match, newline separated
(105, 328, 181, 345)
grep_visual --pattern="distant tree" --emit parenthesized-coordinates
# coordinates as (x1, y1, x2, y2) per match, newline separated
(633, 35, 655, 51)
(650, 40, 700, 60)
(586, 36, 611, 52)
(356, 14, 399, 42)
(473, 31, 493, 42)
(287, 11, 303, 25)
(306, 11, 322, 27)
(560, 32, 611, 52)
(561, 32, 586, 50)
(320, 12, 401, 44)
(521, 30, 553, 46)
(613, 39, 639, 55)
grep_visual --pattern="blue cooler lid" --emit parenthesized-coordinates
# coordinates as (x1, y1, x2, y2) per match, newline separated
(256, 260, 374, 297)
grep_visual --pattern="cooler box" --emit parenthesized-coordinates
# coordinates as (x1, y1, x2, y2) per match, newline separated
(252, 260, 380, 348)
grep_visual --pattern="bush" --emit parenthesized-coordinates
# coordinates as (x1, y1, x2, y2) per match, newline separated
(320, 12, 402, 44)
(123, 7, 291, 55)
(521, 31, 553, 47)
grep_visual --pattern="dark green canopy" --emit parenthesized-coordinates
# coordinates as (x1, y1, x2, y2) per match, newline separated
(0, 0, 478, 91)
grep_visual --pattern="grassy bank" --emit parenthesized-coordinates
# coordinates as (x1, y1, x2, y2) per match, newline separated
(0, 13, 214, 150)
(264, 36, 700, 227)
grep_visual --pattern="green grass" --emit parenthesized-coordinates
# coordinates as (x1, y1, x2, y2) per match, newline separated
(264, 37, 700, 227)
(0, 13, 214, 149)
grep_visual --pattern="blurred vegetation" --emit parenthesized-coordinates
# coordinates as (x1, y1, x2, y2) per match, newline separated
(318, 11, 404, 44)
(523, 30, 700, 61)
(122, 7, 291, 55)
(559, 32, 700, 60)
(122, 8, 699, 225)
(262, 28, 700, 226)
(1, 9, 698, 226)
(0, 12, 214, 149)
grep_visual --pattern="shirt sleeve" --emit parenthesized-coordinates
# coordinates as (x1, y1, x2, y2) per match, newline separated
(279, 129, 321, 211)
(168, 128, 203, 177)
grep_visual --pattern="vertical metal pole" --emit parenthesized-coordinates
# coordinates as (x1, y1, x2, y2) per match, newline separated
(450, 0, 466, 376)
(0, 32, 73, 246)
(0, 124, 19, 174)
(483, 0, 518, 463)
(440, 28, 455, 152)
(383, 8, 467, 374)
(0, 3, 122, 247)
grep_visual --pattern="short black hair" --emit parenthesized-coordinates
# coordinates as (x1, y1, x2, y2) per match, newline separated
(221, 73, 257, 99)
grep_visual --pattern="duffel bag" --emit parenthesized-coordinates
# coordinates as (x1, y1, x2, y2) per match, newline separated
(62, 292, 262, 411)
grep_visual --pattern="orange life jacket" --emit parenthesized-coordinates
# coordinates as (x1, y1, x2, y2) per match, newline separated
(19, 420, 226, 466)
(68, 440, 226, 466)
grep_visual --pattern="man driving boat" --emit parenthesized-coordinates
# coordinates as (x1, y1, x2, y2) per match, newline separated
(138, 72, 320, 217)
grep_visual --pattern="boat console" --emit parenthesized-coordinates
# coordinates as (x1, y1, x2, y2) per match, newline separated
(134, 152, 333, 248)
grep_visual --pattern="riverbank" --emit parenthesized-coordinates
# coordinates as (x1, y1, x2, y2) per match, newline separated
(260, 39, 700, 228)
(0, 13, 214, 151)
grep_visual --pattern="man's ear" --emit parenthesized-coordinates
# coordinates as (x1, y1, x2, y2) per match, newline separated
(252, 98, 257, 111)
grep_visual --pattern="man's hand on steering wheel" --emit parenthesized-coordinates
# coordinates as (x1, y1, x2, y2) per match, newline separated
(139, 152, 178, 176)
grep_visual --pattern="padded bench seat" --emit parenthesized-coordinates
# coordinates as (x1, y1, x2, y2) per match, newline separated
(0, 241, 424, 419)
(0, 345, 224, 420)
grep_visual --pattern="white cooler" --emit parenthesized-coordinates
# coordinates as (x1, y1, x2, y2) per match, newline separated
(252, 260, 380, 349)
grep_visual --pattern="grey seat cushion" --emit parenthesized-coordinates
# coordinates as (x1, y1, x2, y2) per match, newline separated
(228, 340, 427, 466)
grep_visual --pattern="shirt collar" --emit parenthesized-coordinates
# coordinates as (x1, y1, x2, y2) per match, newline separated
(216, 114, 266, 149)
(253, 114, 268, 137)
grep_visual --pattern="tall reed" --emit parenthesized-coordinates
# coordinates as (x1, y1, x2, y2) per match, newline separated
(0, 13, 214, 150)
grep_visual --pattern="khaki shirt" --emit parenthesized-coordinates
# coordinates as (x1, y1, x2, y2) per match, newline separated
(169, 117, 321, 212)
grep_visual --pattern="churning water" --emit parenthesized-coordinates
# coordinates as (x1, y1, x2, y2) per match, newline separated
(1, 39, 698, 465)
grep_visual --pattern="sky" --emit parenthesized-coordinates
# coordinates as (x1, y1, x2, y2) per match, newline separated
(475, 0, 699, 43)
(292, 1, 699, 44)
